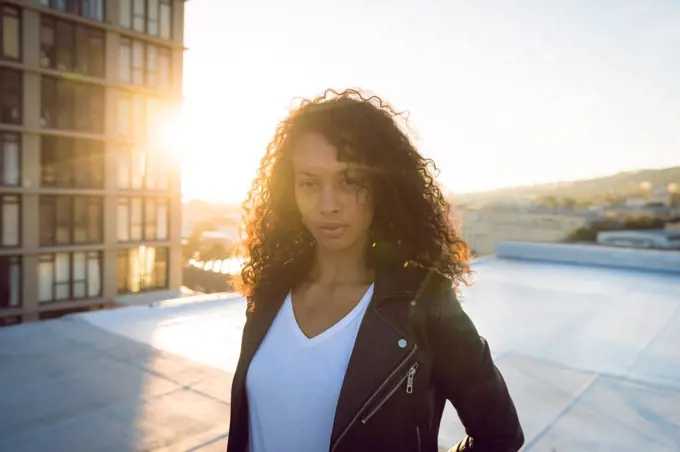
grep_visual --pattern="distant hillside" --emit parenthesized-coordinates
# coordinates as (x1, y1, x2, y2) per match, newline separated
(454, 167, 680, 203)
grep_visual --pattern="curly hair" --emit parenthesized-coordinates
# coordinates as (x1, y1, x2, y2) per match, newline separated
(240, 89, 471, 305)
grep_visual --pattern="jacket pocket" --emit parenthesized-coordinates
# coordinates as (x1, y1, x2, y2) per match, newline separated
(360, 361, 420, 424)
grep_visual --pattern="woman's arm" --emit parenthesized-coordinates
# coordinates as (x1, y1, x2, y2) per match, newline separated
(430, 285, 524, 452)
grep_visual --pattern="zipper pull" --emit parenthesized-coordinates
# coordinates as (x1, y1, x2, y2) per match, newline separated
(406, 364, 418, 394)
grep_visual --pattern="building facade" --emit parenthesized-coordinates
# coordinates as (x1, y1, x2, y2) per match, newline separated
(458, 207, 591, 256)
(0, 0, 184, 324)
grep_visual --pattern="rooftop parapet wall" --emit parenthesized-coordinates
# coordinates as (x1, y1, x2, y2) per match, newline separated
(496, 241, 680, 274)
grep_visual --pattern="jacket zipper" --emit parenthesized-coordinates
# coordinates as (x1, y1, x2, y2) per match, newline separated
(360, 361, 419, 424)
(330, 345, 418, 451)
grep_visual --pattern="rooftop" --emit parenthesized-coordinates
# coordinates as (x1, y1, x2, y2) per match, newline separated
(1, 243, 680, 450)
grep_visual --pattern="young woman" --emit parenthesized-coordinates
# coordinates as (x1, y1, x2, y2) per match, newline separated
(227, 90, 523, 452)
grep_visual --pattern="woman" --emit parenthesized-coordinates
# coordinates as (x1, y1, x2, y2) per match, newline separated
(227, 89, 523, 452)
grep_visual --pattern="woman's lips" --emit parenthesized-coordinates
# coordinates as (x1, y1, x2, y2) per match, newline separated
(317, 224, 348, 239)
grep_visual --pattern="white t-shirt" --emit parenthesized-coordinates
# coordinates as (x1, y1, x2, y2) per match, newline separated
(246, 284, 375, 452)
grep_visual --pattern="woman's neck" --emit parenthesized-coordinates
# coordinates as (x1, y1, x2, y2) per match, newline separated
(308, 242, 374, 287)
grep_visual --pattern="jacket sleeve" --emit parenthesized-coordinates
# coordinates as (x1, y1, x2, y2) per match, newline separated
(429, 284, 524, 452)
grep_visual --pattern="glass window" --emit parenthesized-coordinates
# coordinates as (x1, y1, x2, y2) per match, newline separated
(55, 20, 74, 71)
(0, 68, 21, 125)
(41, 77, 105, 132)
(133, 0, 145, 32)
(38, 256, 54, 303)
(148, 0, 159, 35)
(41, 136, 104, 189)
(117, 246, 169, 294)
(132, 94, 145, 139)
(157, 198, 168, 240)
(147, 45, 158, 88)
(1, 133, 20, 187)
(39, 196, 103, 245)
(82, 0, 105, 22)
(132, 40, 145, 85)
(40, 17, 105, 77)
(87, 252, 101, 297)
(158, 48, 171, 89)
(118, 146, 131, 189)
(1, 6, 21, 61)
(40, 17, 55, 68)
(0, 256, 21, 309)
(145, 198, 157, 239)
(117, 198, 130, 241)
(120, 0, 131, 28)
(42, 0, 105, 22)
(119, 38, 132, 84)
(159, 0, 172, 39)
(38, 252, 103, 303)
(117, 91, 132, 137)
(130, 197, 143, 240)
(1, 195, 20, 247)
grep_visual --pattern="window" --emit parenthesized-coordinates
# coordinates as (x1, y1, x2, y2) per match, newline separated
(118, 146, 170, 191)
(40, 0, 105, 22)
(1, 6, 20, 61)
(117, 197, 169, 242)
(41, 77, 104, 132)
(38, 252, 102, 303)
(117, 246, 168, 294)
(1, 133, 20, 186)
(0, 68, 21, 125)
(118, 38, 171, 89)
(41, 136, 104, 188)
(40, 16, 105, 77)
(0, 195, 19, 247)
(0, 256, 20, 309)
(120, 0, 171, 39)
(39, 196, 103, 245)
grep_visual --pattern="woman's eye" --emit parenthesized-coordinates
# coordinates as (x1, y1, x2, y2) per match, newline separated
(300, 180, 317, 189)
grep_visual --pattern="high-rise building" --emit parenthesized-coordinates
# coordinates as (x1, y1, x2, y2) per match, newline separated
(0, 0, 184, 325)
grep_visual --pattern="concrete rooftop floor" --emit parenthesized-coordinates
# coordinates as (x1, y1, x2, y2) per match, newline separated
(2, 246, 680, 451)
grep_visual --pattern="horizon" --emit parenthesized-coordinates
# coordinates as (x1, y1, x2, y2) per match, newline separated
(178, 0, 680, 204)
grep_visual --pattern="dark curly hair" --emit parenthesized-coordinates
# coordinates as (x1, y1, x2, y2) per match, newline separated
(240, 89, 470, 305)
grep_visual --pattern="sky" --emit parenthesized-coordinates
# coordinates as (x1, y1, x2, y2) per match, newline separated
(179, 0, 680, 203)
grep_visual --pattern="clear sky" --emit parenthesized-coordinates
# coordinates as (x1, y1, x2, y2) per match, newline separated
(178, 0, 680, 203)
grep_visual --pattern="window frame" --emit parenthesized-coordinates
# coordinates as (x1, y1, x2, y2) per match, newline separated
(117, 196, 169, 242)
(0, 132, 21, 187)
(0, 5, 21, 61)
(40, 15, 105, 78)
(41, 76, 105, 133)
(39, 195, 103, 246)
(117, 246, 169, 294)
(0, 68, 22, 125)
(0, 194, 20, 248)
(38, 251, 103, 304)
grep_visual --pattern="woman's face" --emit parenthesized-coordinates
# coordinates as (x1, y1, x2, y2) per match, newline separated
(292, 133, 374, 253)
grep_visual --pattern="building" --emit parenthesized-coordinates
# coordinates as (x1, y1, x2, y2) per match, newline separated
(597, 229, 680, 250)
(458, 206, 592, 256)
(0, 0, 185, 324)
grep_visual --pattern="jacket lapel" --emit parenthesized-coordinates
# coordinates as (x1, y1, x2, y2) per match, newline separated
(330, 265, 419, 444)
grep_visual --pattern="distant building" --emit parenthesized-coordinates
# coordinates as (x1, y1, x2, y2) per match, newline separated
(597, 230, 680, 250)
(0, 1, 186, 324)
(458, 207, 592, 256)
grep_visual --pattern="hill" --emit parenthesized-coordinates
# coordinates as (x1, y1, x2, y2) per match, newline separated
(454, 167, 680, 203)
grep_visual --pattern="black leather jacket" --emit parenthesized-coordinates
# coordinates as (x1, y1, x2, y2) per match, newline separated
(227, 264, 524, 452)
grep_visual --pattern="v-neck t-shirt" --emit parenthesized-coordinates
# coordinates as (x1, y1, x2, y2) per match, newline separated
(245, 284, 375, 452)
